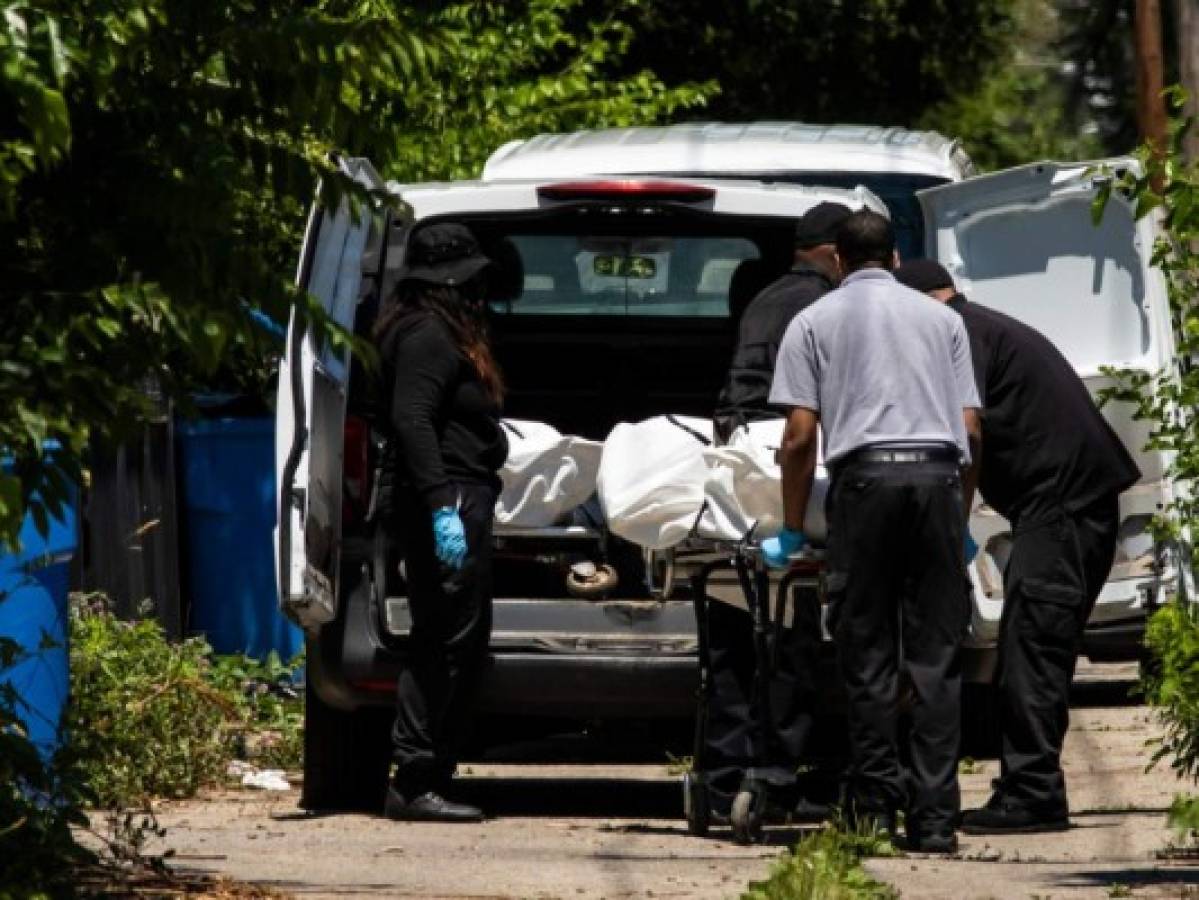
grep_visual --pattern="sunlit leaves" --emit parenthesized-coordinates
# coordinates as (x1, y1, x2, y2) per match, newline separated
(1095, 88, 1199, 577)
(0, 0, 708, 552)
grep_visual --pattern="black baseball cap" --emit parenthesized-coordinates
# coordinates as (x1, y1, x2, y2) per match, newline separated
(794, 202, 853, 249)
(398, 222, 492, 288)
(894, 259, 956, 293)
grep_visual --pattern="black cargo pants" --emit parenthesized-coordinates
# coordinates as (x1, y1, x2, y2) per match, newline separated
(703, 593, 821, 813)
(390, 483, 495, 799)
(825, 456, 968, 833)
(995, 494, 1120, 813)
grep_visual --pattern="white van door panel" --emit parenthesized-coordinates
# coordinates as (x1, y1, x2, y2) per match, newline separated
(918, 160, 1175, 645)
(276, 158, 387, 632)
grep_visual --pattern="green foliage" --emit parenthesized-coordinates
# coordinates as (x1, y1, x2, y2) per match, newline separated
(741, 825, 899, 900)
(1093, 88, 1199, 564)
(1142, 601, 1199, 784)
(1094, 86, 1199, 848)
(1055, 0, 1140, 156)
(0, 0, 435, 549)
(67, 603, 237, 807)
(387, 0, 712, 183)
(205, 651, 305, 772)
(0, 1, 708, 551)
(920, 0, 1104, 170)
(67, 599, 305, 808)
(1167, 794, 1199, 845)
(592, 0, 1019, 132)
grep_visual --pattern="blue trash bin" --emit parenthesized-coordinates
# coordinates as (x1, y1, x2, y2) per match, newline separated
(176, 417, 302, 661)
(0, 468, 78, 764)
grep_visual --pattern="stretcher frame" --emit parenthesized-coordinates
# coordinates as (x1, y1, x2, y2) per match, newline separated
(491, 521, 828, 843)
(681, 540, 827, 843)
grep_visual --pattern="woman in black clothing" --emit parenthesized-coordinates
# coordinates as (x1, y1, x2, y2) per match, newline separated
(373, 222, 507, 822)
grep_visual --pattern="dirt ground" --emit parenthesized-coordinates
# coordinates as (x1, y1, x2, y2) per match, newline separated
(144, 663, 1199, 900)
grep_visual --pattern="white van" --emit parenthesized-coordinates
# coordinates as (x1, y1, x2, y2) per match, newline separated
(278, 126, 1182, 808)
(275, 163, 887, 807)
(484, 123, 1183, 669)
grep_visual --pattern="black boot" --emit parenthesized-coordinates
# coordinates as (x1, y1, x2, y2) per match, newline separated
(384, 785, 484, 823)
(904, 823, 959, 853)
(960, 793, 1068, 835)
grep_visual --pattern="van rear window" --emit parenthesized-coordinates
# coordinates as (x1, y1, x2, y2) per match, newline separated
(490, 235, 760, 317)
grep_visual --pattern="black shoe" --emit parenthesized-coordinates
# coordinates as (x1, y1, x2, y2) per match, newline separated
(384, 786, 484, 822)
(905, 828, 959, 853)
(960, 795, 1068, 835)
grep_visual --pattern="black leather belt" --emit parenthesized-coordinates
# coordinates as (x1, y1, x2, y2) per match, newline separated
(846, 445, 959, 465)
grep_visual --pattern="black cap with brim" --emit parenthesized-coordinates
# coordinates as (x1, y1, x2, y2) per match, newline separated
(399, 254, 492, 288)
(795, 201, 853, 248)
(894, 259, 955, 293)
(396, 221, 493, 288)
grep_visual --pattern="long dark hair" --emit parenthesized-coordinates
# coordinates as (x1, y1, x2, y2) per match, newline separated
(373, 280, 504, 403)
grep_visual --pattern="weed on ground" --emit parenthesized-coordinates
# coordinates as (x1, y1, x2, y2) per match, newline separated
(741, 825, 899, 900)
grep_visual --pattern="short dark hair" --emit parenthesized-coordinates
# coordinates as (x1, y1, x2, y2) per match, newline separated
(835, 210, 896, 272)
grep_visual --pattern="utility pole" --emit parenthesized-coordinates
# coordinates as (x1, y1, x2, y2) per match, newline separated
(1135, 0, 1168, 157)
(1182, 0, 1199, 162)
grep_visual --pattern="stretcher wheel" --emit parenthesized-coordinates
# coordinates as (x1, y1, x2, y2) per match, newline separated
(731, 787, 765, 844)
(683, 773, 710, 837)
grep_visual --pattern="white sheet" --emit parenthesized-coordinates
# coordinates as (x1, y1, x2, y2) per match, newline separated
(698, 419, 829, 544)
(597, 416, 829, 550)
(596, 416, 712, 550)
(495, 419, 603, 527)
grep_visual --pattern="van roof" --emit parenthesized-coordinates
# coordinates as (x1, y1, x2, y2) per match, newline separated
(483, 123, 974, 183)
(387, 176, 888, 221)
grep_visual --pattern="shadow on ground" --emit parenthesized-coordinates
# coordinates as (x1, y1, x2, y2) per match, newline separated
(1069, 676, 1140, 708)
(456, 775, 681, 819)
(1051, 865, 1199, 891)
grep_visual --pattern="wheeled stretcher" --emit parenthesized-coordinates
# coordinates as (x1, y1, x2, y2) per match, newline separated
(493, 414, 830, 843)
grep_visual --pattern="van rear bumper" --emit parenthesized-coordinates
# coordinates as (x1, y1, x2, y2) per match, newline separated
(310, 583, 1001, 715)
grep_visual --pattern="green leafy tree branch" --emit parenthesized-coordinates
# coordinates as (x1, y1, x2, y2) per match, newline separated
(1094, 85, 1199, 846)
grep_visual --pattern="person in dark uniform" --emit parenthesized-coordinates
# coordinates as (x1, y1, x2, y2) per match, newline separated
(373, 222, 508, 822)
(895, 259, 1140, 835)
(714, 202, 852, 442)
(701, 203, 852, 822)
(766, 212, 982, 853)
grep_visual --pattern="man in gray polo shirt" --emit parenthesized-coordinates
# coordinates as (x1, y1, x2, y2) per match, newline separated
(763, 210, 982, 853)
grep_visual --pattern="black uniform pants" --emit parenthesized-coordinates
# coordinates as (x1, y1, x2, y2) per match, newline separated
(390, 483, 495, 799)
(703, 594, 820, 812)
(995, 494, 1120, 812)
(826, 458, 967, 833)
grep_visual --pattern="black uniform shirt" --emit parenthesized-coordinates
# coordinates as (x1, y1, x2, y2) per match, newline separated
(714, 263, 834, 440)
(379, 311, 508, 510)
(948, 294, 1140, 520)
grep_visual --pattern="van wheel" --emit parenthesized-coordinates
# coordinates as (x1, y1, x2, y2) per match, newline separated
(960, 682, 1001, 759)
(301, 679, 393, 813)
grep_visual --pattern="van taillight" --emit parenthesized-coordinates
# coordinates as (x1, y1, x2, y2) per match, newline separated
(343, 415, 370, 523)
(536, 180, 716, 203)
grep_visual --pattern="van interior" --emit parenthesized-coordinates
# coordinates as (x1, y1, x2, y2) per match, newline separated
(347, 202, 800, 606)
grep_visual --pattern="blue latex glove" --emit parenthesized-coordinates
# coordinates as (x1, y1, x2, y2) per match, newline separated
(432, 506, 468, 570)
(762, 527, 807, 569)
(964, 531, 980, 564)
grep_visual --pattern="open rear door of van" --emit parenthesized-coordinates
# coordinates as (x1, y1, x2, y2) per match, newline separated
(275, 157, 395, 632)
(917, 160, 1178, 645)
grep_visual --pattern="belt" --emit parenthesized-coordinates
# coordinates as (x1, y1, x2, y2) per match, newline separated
(845, 445, 959, 465)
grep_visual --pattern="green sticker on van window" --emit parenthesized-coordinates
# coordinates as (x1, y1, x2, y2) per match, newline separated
(593, 254, 657, 278)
